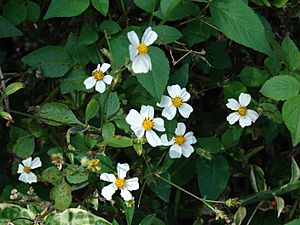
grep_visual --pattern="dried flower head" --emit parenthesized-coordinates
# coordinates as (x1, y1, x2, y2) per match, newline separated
(88, 159, 101, 172)
(51, 153, 64, 170)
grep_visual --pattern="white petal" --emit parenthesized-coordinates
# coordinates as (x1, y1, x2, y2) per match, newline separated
(184, 132, 197, 144)
(103, 75, 113, 85)
(140, 105, 154, 119)
(127, 31, 140, 48)
(18, 173, 29, 183)
(161, 134, 175, 146)
(146, 130, 162, 147)
(153, 118, 165, 132)
(100, 173, 116, 183)
(142, 27, 158, 46)
(227, 112, 240, 125)
(157, 95, 172, 108)
(129, 44, 138, 61)
(84, 77, 96, 89)
(95, 81, 106, 93)
(125, 177, 139, 191)
(167, 85, 181, 98)
(181, 144, 194, 158)
(247, 109, 259, 122)
(162, 104, 177, 120)
(239, 116, 252, 128)
(143, 54, 152, 71)
(97, 64, 101, 70)
(132, 55, 150, 74)
(22, 157, 32, 167)
(126, 109, 143, 126)
(180, 88, 191, 102)
(117, 163, 130, 179)
(100, 63, 111, 73)
(120, 189, 133, 201)
(169, 144, 182, 159)
(131, 125, 145, 138)
(30, 157, 42, 169)
(26, 172, 37, 184)
(178, 103, 193, 118)
(101, 183, 117, 200)
(175, 122, 186, 136)
(239, 93, 251, 107)
(17, 164, 24, 174)
(226, 99, 240, 110)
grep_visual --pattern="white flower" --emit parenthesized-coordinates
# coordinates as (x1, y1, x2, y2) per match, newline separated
(226, 93, 259, 128)
(127, 27, 158, 73)
(161, 122, 197, 159)
(17, 157, 42, 184)
(84, 63, 113, 93)
(125, 105, 165, 147)
(100, 163, 139, 201)
(157, 84, 193, 120)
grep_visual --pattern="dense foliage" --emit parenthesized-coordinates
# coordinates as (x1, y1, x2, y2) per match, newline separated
(0, 0, 300, 224)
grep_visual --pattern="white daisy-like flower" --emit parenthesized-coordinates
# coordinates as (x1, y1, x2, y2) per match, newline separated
(157, 84, 193, 120)
(226, 93, 259, 128)
(83, 63, 113, 93)
(125, 105, 165, 147)
(17, 157, 42, 184)
(127, 27, 158, 73)
(161, 122, 197, 159)
(100, 163, 139, 201)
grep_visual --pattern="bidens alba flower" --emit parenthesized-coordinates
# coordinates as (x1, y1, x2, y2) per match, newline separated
(127, 27, 158, 73)
(84, 63, 113, 93)
(161, 123, 197, 159)
(157, 84, 193, 120)
(126, 105, 165, 147)
(17, 157, 42, 184)
(100, 163, 139, 201)
(226, 93, 259, 128)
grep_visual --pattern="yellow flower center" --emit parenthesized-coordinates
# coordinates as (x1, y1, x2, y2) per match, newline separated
(88, 159, 101, 172)
(238, 107, 247, 116)
(142, 118, 154, 131)
(175, 135, 185, 145)
(171, 97, 183, 108)
(92, 70, 104, 80)
(23, 166, 31, 174)
(137, 43, 148, 54)
(115, 178, 125, 188)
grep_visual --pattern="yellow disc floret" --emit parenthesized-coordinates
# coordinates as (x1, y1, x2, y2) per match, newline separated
(92, 70, 104, 80)
(115, 178, 125, 188)
(142, 119, 154, 131)
(23, 166, 31, 174)
(137, 43, 148, 54)
(238, 107, 247, 116)
(175, 135, 185, 145)
(88, 159, 101, 172)
(171, 97, 183, 108)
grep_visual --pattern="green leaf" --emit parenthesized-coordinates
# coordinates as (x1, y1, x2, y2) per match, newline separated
(139, 214, 156, 225)
(45, 208, 112, 225)
(110, 33, 129, 68)
(282, 96, 300, 146)
(99, 20, 121, 35)
(38, 102, 82, 126)
(0, 204, 35, 225)
(22, 46, 73, 78)
(91, 0, 109, 16)
(0, 110, 12, 121)
(3, 82, 24, 96)
(104, 135, 133, 148)
(65, 165, 89, 184)
(25, 1, 40, 22)
(210, 0, 272, 55)
(221, 126, 243, 148)
(85, 98, 99, 124)
(284, 219, 300, 225)
(124, 204, 135, 225)
(44, 0, 90, 19)
(275, 196, 284, 218)
(148, 172, 171, 202)
(102, 122, 115, 139)
(250, 165, 267, 192)
(99, 92, 120, 118)
(41, 166, 63, 184)
(273, 0, 289, 8)
(290, 157, 300, 183)
(239, 66, 270, 88)
(3, 0, 27, 25)
(281, 36, 300, 71)
(152, 25, 182, 44)
(0, 15, 23, 38)
(260, 75, 300, 101)
(164, 119, 177, 140)
(232, 206, 246, 225)
(198, 136, 224, 153)
(79, 24, 99, 45)
(169, 64, 189, 87)
(223, 81, 247, 100)
(65, 33, 89, 66)
(136, 47, 170, 100)
(196, 155, 229, 199)
(60, 68, 86, 94)
(14, 135, 35, 158)
(50, 179, 72, 211)
(134, 0, 159, 13)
